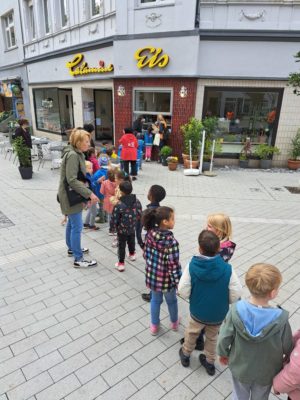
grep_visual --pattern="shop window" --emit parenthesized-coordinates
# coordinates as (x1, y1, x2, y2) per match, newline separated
(133, 88, 172, 129)
(2, 11, 16, 49)
(60, 0, 68, 27)
(202, 87, 283, 154)
(33, 88, 74, 134)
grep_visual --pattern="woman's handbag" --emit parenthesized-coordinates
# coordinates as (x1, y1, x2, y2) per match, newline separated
(153, 133, 160, 146)
(64, 178, 86, 207)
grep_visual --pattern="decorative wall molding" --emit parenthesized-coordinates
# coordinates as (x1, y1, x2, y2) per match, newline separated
(59, 34, 67, 43)
(88, 23, 99, 35)
(145, 13, 162, 28)
(239, 9, 266, 21)
(43, 40, 50, 48)
(30, 45, 36, 53)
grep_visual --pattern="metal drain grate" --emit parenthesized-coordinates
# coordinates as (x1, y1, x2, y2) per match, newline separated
(271, 187, 285, 192)
(0, 211, 14, 229)
(285, 186, 300, 194)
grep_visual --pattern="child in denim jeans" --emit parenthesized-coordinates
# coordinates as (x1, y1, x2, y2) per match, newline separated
(142, 206, 181, 336)
(84, 161, 99, 231)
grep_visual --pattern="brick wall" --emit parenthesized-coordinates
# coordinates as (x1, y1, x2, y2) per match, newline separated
(114, 78, 197, 156)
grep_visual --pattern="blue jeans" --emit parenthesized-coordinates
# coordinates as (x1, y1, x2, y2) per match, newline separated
(151, 289, 178, 325)
(66, 211, 83, 261)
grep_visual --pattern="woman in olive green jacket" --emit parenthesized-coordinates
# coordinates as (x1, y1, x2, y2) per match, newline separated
(58, 128, 98, 268)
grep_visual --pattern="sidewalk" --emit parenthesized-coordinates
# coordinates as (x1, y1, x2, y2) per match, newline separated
(0, 156, 299, 399)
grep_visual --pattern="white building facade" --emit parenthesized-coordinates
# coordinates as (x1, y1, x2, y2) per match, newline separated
(1, 0, 300, 165)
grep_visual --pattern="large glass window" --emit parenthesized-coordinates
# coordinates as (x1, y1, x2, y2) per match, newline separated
(202, 87, 283, 152)
(3, 12, 16, 49)
(133, 88, 172, 128)
(33, 88, 74, 134)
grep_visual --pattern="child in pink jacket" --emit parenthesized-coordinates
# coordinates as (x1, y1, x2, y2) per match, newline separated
(273, 329, 300, 400)
(100, 169, 116, 233)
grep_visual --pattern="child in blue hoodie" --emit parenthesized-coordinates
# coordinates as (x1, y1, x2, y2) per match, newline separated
(92, 155, 109, 223)
(178, 230, 242, 375)
(83, 161, 99, 231)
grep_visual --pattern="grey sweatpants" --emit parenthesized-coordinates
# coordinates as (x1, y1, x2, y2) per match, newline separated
(84, 203, 97, 226)
(232, 376, 272, 400)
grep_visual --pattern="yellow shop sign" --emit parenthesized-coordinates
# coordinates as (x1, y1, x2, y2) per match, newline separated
(66, 53, 114, 76)
(134, 47, 169, 69)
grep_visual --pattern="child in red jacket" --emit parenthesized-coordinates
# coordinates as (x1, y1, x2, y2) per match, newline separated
(119, 128, 138, 180)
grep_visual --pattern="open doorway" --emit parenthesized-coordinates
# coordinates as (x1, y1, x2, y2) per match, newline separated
(94, 89, 113, 142)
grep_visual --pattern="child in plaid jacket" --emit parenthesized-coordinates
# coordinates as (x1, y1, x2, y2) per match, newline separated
(142, 206, 181, 336)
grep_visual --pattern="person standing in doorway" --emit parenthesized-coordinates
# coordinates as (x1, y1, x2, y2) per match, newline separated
(119, 128, 138, 181)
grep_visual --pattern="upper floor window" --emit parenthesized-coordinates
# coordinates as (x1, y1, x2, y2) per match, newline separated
(140, 0, 173, 4)
(60, 0, 68, 27)
(3, 11, 16, 49)
(91, 0, 101, 16)
(27, 0, 36, 40)
(43, 0, 50, 33)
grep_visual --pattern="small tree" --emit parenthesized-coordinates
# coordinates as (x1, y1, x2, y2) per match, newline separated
(12, 137, 31, 167)
(180, 117, 202, 158)
(288, 51, 300, 95)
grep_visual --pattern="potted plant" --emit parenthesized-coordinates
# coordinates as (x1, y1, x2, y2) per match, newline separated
(254, 144, 280, 169)
(288, 129, 300, 169)
(12, 136, 33, 179)
(202, 116, 221, 171)
(239, 137, 252, 168)
(180, 117, 202, 167)
(159, 145, 172, 166)
(167, 156, 178, 171)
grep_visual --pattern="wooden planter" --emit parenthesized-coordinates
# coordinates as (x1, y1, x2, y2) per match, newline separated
(184, 159, 199, 169)
(168, 162, 178, 171)
(287, 159, 300, 170)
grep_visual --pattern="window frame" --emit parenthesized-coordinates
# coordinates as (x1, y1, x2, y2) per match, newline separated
(60, 0, 68, 28)
(90, 0, 102, 17)
(27, 0, 36, 40)
(43, 0, 51, 34)
(2, 11, 16, 50)
(33, 87, 74, 135)
(133, 87, 173, 116)
(139, 0, 175, 7)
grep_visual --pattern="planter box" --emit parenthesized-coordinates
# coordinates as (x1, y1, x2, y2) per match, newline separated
(260, 159, 272, 169)
(287, 159, 300, 170)
(239, 160, 249, 168)
(19, 166, 33, 179)
(168, 162, 178, 171)
(184, 159, 199, 169)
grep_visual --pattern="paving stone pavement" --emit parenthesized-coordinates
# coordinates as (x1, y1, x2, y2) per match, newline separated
(0, 155, 300, 400)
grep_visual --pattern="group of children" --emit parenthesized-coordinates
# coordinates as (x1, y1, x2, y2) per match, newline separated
(80, 159, 300, 399)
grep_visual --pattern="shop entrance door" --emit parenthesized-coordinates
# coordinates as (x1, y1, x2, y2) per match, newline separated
(94, 89, 113, 142)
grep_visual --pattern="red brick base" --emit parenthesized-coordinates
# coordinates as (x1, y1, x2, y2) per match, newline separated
(114, 78, 197, 156)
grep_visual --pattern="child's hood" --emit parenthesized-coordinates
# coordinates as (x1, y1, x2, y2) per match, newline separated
(190, 254, 229, 282)
(231, 300, 288, 342)
(147, 228, 175, 250)
(119, 194, 138, 207)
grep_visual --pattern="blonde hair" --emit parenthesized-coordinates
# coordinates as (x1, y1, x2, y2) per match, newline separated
(245, 263, 282, 298)
(85, 160, 92, 168)
(69, 128, 91, 149)
(207, 213, 232, 241)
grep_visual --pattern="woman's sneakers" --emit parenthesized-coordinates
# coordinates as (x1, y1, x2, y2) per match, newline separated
(199, 354, 215, 376)
(68, 248, 89, 257)
(115, 262, 125, 272)
(150, 323, 159, 336)
(74, 259, 97, 268)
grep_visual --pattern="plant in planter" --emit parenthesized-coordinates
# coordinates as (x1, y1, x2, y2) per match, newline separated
(202, 117, 222, 171)
(166, 156, 178, 171)
(159, 145, 172, 166)
(12, 136, 33, 179)
(239, 137, 252, 168)
(180, 117, 202, 166)
(288, 129, 300, 169)
(254, 144, 280, 169)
